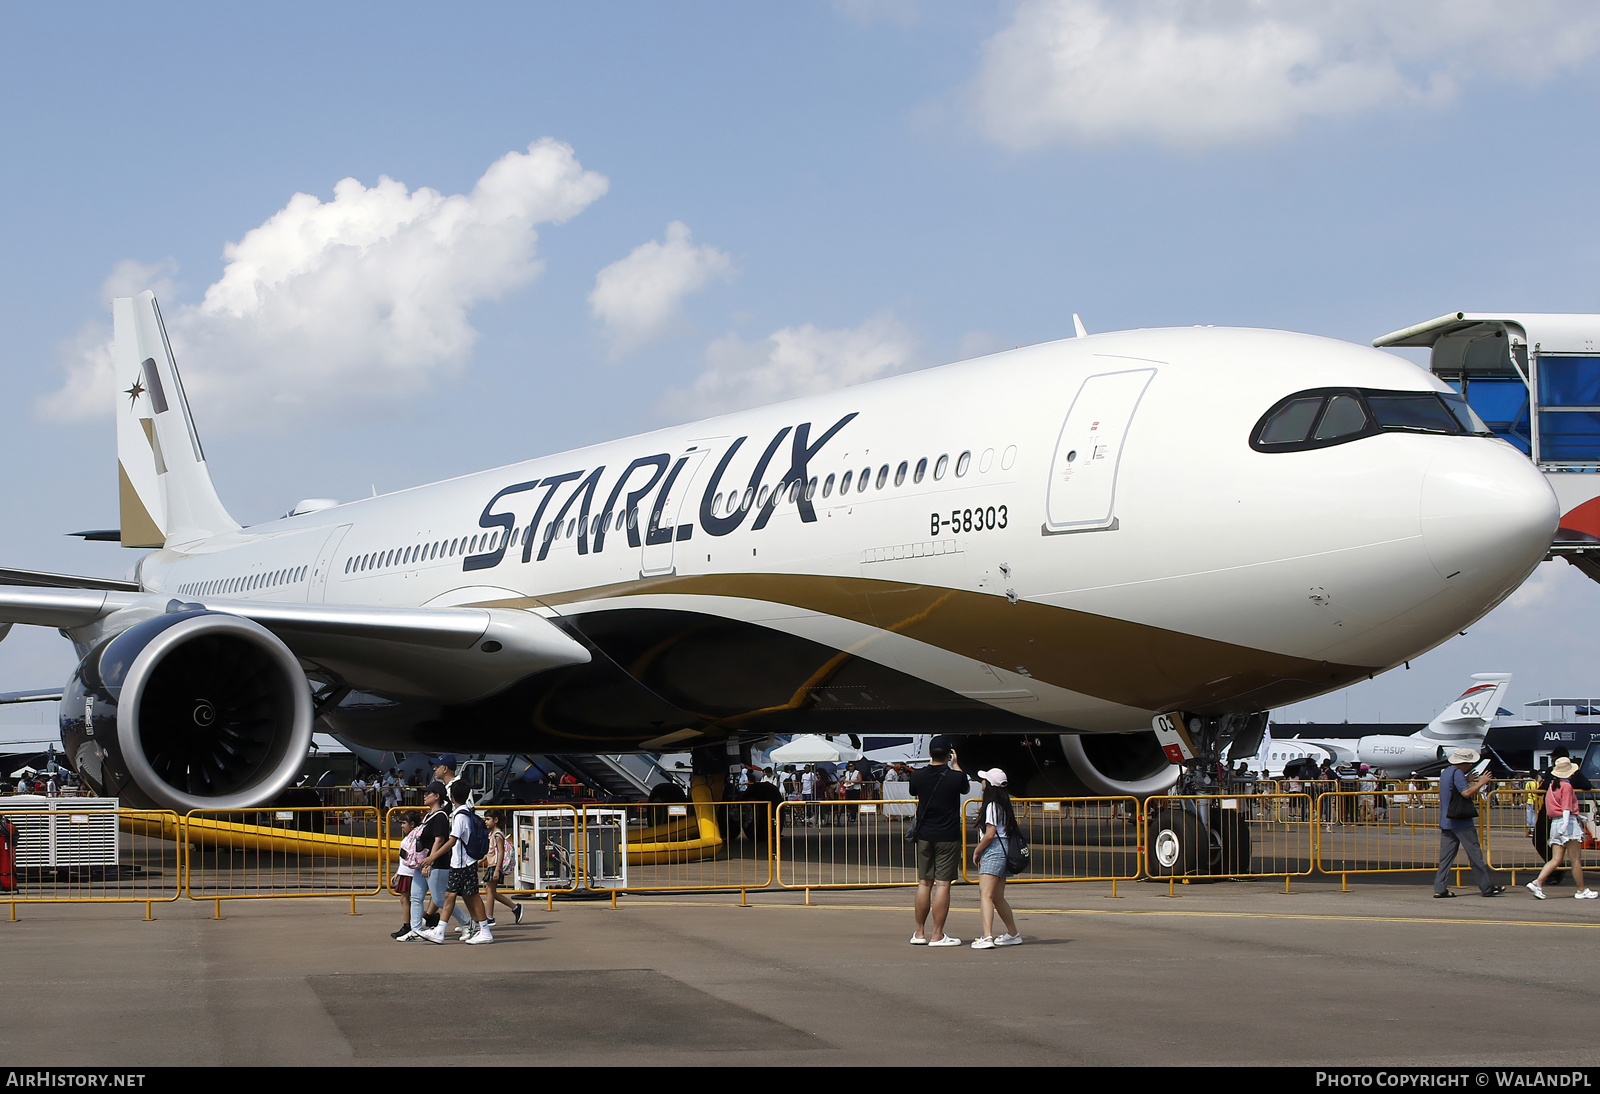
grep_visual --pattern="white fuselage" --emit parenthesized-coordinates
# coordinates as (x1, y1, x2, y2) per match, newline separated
(131, 326, 1557, 744)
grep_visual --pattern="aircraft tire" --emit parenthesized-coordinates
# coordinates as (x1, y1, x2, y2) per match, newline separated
(1216, 808, 1251, 875)
(1147, 806, 1206, 877)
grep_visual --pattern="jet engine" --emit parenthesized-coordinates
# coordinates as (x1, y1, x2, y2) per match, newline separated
(1056, 732, 1177, 797)
(950, 732, 1176, 798)
(58, 610, 313, 811)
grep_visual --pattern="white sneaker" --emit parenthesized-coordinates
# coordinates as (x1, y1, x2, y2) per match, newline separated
(1576, 889, 1598, 900)
(419, 925, 447, 944)
(994, 933, 1023, 946)
(465, 924, 495, 944)
(1527, 881, 1546, 900)
(456, 923, 477, 939)
(970, 936, 995, 950)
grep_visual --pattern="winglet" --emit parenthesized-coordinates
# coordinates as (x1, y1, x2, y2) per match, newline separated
(1073, 314, 1088, 339)
(113, 293, 239, 547)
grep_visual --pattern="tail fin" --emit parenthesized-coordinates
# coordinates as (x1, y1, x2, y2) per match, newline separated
(113, 292, 238, 547)
(1421, 672, 1512, 743)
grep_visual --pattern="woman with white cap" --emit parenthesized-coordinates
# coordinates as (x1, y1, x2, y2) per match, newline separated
(1526, 756, 1596, 900)
(969, 768, 1023, 950)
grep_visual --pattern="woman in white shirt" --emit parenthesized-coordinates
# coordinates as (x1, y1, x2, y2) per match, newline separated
(970, 768, 1023, 950)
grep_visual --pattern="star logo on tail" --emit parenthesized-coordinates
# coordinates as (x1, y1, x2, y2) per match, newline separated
(125, 378, 145, 409)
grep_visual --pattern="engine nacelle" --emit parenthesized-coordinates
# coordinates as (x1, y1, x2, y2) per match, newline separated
(59, 610, 313, 811)
(1057, 732, 1177, 797)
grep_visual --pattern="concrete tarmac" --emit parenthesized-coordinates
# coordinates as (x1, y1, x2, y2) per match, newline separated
(4, 875, 1597, 1067)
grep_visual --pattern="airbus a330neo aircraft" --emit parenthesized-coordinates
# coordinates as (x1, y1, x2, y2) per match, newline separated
(0, 293, 1559, 825)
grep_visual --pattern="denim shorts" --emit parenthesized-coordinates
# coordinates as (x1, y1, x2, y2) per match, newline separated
(979, 841, 1008, 877)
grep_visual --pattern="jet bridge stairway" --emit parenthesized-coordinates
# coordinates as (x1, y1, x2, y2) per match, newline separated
(532, 752, 667, 800)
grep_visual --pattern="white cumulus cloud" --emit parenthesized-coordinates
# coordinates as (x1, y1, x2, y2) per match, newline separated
(39, 139, 608, 423)
(589, 221, 732, 357)
(659, 314, 916, 420)
(971, 0, 1600, 150)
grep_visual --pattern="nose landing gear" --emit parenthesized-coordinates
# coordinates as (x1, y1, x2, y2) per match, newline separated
(1147, 712, 1266, 877)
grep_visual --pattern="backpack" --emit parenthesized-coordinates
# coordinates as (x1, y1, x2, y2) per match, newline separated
(1002, 831, 1031, 877)
(399, 824, 428, 870)
(1547, 778, 1580, 818)
(456, 805, 490, 862)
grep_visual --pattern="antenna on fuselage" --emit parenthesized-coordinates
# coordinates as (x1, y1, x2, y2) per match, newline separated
(1073, 314, 1088, 338)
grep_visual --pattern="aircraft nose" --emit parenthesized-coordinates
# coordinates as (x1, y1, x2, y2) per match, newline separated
(1419, 442, 1557, 590)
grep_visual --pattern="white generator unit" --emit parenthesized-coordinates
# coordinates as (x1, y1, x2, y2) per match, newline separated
(514, 808, 626, 892)
(0, 795, 120, 868)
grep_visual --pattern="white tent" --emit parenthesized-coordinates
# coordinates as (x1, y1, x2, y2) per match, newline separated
(768, 734, 864, 764)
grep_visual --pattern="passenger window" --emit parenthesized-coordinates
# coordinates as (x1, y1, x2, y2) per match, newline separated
(616, 512, 626, 531)
(894, 461, 908, 486)
(807, 476, 817, 500)
(934, 454, 948, 480)
(628, 510, 638, 530)
(713, 492, 723, 512)
(1258, 397, 1324, 445)
(913, 458, 926, 483)
(757, 485, 770, 508)
(956, 451, 971, 477)
(566, 518, 576, 538)
(858, 468, 870, 492)
(823, 473, 836, 498)
(788, 481, 800, 503)
(840, 470, 853, 494)
(876, 465, 889, 489)
(980, 448, 994, 473)
(1314, 395, 1367, 441)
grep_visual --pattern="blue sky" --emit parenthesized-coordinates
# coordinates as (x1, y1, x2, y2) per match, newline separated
(3, 1, 1599, 723)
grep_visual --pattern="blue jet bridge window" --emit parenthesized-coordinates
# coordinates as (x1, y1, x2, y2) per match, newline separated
(1453, 376, 1531, 455)
(1252, 388, 1492, 453)
(1536, 356, 1600, 462)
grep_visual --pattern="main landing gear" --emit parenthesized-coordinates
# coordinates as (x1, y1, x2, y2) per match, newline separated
(1147, 712, 1266, 878)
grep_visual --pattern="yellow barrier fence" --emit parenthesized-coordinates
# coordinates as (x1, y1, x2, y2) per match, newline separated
(183, 806, 384, 915)
(1143, 795, 1315, 888)
(1, 805, 182, 919)
(959, 796, 1140, 891)
(609, 801, 772, 894)
(776, 798, 921, 891)
(1313, 791, 1461, 886)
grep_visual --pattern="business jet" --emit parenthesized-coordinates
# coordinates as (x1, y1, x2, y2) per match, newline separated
(0, 293, 1558, 875)
(1260, 671, 1510, 774)
(1284, 672, 1514, 773)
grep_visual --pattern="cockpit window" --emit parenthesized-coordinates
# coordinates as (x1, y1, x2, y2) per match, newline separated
(1314, 395, 1367, 441)
(1260, 398, 1321, 445)
(1366, 394, 1459, 434)
(1252, 387, 1494, 452)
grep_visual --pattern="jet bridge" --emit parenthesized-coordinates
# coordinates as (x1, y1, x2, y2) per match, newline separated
(1374, 312, 1600, 582)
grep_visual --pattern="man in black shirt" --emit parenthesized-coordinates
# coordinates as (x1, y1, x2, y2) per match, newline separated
(908, 736, 970, 947)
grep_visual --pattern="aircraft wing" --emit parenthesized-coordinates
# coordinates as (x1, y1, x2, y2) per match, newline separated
(0, 584, 591, 704)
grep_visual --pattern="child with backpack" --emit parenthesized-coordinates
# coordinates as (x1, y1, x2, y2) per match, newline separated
(1527, 757, 1596, 900)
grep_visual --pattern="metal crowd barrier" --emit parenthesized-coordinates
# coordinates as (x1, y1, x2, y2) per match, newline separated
(1312, 791, 1457, 886)
(612, 801, 772, 894)
(960, 796, 1141, 891)
(1143, 794, 1316, 888)
(183, 806, 383, 916)
(2, 807, 182, 920)
(776, 799, 921, 891)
